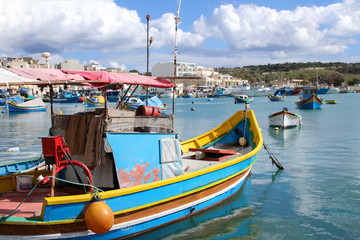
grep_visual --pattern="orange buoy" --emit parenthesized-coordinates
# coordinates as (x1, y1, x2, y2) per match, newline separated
(85, 201, 114, 234)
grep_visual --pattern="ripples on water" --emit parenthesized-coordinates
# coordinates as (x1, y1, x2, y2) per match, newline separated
(1, 94, 360, 239)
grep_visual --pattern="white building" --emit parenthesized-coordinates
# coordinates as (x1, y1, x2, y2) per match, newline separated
(85, 63, 106, 71)
(152, 62, 197, 77)
(197, 66, 217, 77)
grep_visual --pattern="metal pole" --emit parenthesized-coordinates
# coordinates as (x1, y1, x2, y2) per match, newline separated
(173, 0, 181, 118)
(146, 14, 150, 106)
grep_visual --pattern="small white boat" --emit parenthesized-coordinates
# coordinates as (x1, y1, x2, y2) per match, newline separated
(268, 108, 301, 128)
(234, 95, 253, 104)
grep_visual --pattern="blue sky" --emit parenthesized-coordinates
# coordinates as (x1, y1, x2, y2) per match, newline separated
(0, 0, 359, 72)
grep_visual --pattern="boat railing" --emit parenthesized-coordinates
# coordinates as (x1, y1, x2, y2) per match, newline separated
(51, 108, 174, 135)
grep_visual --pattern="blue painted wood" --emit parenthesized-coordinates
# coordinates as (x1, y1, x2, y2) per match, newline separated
(107, 132, 177, 187)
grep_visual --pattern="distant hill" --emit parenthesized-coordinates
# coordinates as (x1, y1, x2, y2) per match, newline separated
(215, 62, 360, 86)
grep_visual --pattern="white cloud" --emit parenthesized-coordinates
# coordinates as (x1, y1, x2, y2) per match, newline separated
(109, 61, 126, 70)
(0, 0, 146, 55)
(0, 0, 359, 70)
(192, 0, 360, 58)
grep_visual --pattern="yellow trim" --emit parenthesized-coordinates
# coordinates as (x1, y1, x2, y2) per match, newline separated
(5, 161, 256, 226)
(43, 110, 263, 207)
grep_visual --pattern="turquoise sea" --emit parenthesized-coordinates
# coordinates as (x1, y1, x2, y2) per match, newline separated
(1, 93, 359, 239)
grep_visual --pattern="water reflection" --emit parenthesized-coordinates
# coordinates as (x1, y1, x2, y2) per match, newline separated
(267, 127, 300, 143)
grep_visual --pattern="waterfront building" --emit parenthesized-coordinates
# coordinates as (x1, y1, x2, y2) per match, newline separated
(0, 57, 49, 68)
(152, 61, 197, 77)
(56, 59, 84, 70)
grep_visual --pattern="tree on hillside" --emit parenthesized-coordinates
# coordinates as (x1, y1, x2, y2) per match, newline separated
(319, 73, 344, 86)
(129, 69, 140, 74)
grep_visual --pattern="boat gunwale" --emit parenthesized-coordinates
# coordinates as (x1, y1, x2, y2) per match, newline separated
(2, 159, 256, 226)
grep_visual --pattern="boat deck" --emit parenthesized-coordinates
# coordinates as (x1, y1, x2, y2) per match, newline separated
(0, 186, 84, 218)
(182, 144, 252, 173)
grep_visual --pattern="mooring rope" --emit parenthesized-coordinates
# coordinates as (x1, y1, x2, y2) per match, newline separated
(263, 142, 284, 170)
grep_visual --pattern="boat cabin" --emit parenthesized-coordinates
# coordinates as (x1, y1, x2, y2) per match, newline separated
(301, 87, 318, 99)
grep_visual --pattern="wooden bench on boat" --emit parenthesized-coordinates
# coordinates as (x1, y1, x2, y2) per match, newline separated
(188, 148, 238, 161)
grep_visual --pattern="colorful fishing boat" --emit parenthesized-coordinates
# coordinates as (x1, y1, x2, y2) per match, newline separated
(325, 99, 337, 104)
(268, 107, 302, 128)
(0, 68, 263, 239)
(295, 87, 323, 109)
(54, 91, 80, 103)
(7, 97, 47, 112)
(84, 95, 105, 107)
(268, 92, 285, 102)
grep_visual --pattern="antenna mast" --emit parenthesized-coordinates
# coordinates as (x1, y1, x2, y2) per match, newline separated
(174, 0, 181, 77)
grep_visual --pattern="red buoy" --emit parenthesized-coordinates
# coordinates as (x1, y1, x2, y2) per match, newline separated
(135, 105, 161, 116)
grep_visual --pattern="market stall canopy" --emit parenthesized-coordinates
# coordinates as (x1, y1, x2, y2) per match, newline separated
(4, 68, 174, 88)
(0, 68, 40, 84)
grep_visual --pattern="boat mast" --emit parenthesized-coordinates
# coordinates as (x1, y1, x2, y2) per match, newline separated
(146, 14, 150, 106)
(172, 0, 181, 117)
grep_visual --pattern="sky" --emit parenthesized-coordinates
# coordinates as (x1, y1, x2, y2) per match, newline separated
(0, 0, 360, 73)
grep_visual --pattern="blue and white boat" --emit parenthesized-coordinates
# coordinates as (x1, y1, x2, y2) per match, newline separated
(268, 91, 285, 102)
(7, 97, 47, 112)
(54, 91, 80, 103)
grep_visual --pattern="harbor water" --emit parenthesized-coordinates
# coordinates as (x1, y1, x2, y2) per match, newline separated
(0, 93, 359, 239)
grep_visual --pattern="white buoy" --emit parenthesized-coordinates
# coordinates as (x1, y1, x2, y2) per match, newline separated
(239, 137, 247, 147)
(7, 147, 20, 152)
(191, 107, 195, 111)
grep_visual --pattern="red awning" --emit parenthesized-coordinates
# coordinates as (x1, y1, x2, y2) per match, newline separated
(6, 68, 174, 88)
(7, 68, 85, 81)
(64, 70, 174, 88)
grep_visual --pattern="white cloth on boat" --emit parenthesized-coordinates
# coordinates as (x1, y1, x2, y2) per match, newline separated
(160, 138, 183, 179)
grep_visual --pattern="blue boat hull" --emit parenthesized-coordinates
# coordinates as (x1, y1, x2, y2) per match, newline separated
(295, 95, 322, 109)
(0, 158, 44, 176)
(52, 97, 80, 103)
(69, 168, 253, 239)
